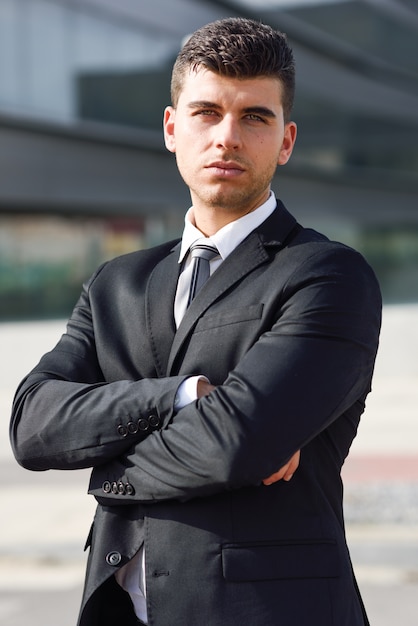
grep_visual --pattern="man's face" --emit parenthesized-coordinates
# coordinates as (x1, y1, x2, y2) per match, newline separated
(164, 68, 297, 224)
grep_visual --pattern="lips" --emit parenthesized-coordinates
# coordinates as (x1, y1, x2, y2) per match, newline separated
(206, 161, 245, 171)
(205, 160, 246, 179)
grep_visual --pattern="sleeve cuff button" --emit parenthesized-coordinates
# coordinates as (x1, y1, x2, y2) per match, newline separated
(149, 414, 160, 428)
(117, 425, 128, 438)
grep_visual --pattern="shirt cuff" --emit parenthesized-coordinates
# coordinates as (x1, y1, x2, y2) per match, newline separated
(174, 375, 209, 410)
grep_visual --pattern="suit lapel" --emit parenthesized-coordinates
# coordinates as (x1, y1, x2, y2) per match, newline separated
(166, 203, 299, 375)
(146, 242, 181, 377)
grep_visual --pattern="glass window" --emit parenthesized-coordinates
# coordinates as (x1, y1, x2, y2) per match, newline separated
(0, 0, 179, 124)
(0, 0, 20, 107)
(74, 10, 113, 71)
(74, 11, 177, 129)
(288, 1, 418, 77)
(291, 92, 418, 179)
(22, 0, 73, 119)
(74, 14, 173, 72)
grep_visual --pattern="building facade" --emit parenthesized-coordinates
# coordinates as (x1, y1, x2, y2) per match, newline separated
(0, 0, 417, 319)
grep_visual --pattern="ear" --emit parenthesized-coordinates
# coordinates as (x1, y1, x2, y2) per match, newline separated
(163, 106, 176, 153)
(278, 121, 297, 166)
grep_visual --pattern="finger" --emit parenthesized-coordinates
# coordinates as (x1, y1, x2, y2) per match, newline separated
(283, 450, 300, 482)
(262, 450, 301, 485)
(262, 465, 288, 485)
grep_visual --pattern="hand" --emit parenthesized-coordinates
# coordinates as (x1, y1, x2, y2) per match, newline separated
(262, 450, 300, 486)
(197, 379, 216, 398)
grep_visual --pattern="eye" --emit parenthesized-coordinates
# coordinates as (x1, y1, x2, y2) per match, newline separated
(193, 109, 218, 117)
(245, 113, 265, 123)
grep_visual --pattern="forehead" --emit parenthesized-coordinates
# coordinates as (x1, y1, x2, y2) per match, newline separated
(177, 68, 284, 109)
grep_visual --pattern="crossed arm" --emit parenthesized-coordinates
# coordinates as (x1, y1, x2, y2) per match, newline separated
(11, 245, 380, 503)
(197, 378, 300, 485)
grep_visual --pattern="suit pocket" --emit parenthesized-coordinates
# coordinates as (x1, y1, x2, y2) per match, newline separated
(195, 304, 264, 332)
(222, 539, 339, 582)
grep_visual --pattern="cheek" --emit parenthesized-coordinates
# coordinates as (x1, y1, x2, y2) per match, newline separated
(174, 146, 198, 183)
(257, 145, 283, 170)
(176, 131, 207, 166)
(251, 132, 282, 163)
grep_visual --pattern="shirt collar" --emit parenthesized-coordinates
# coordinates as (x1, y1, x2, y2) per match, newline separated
(178, 192, 277, 263)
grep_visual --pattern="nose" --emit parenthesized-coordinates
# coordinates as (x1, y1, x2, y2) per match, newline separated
(215, 115, 242, 150)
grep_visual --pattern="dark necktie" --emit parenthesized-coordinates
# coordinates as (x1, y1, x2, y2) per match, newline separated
(187, 240, 219, 307)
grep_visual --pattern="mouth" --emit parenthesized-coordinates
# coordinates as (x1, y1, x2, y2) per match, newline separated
(205, 161, 245, 178)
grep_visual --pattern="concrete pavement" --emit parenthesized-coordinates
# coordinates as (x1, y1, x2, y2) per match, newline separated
(1, 304, 418, 625)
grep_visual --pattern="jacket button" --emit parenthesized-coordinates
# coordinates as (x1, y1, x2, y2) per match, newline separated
(117, 425, 128, 438)
(106, 551, 122, 567)
(117, 481, 125, 495)
(102, 481, 111, 493)
(149, 414, 160, 428)
(125, 483, 135, 496)
(111, 482, 118, 494)
(138, 418, 150, 432)
(127, 421, 138, 434)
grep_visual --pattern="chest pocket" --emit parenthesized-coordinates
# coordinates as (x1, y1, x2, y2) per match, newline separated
(181, 304, 264, 383)
(194, 303, 264, 333)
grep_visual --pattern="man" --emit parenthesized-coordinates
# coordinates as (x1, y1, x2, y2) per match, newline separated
(10, 17, 381, 626)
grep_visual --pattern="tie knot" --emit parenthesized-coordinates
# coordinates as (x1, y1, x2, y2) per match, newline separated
(189, 240, 219, 262)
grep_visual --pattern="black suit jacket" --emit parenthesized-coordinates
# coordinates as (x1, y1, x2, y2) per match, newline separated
(11, 202, 381, 626)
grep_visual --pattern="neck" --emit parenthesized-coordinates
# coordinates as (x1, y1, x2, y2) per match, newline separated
(191, 192, 271, 236)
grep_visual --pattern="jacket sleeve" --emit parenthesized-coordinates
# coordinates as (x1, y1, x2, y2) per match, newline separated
(10, 268, 187, 471)
(89, 246, 382, 503)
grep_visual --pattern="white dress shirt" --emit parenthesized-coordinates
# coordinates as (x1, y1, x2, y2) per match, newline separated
(115, 192, 277, 623)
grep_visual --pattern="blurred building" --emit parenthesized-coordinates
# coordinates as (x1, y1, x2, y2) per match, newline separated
(0, 0, 417, 320)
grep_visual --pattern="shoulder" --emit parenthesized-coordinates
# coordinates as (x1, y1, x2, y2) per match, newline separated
(87, 238, 180, 285)
(282, 228, 382, 314)
(270, 204, 381, 299)
(290, 226, 370, 273)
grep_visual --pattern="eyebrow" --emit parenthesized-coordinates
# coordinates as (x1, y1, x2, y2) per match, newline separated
(187, 101, 277, 119)
(243, 106, 277, 119)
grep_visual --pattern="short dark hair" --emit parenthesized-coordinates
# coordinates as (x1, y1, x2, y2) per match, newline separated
(171, 17, 295, 121)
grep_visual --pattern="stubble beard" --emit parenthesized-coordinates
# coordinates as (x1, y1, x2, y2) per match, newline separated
(190, 169, 276, 215)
